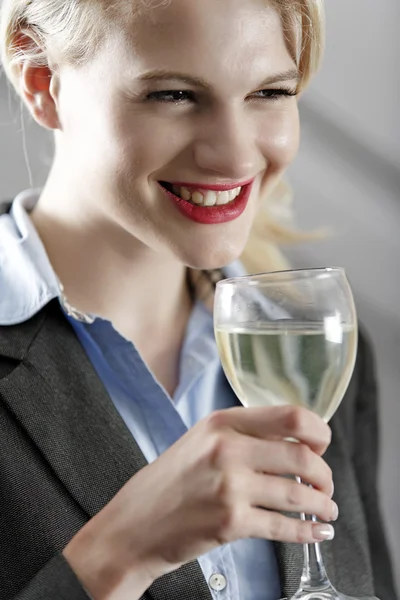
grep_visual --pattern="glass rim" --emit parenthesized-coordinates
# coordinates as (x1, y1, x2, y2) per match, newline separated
(216, 266, 346, 287)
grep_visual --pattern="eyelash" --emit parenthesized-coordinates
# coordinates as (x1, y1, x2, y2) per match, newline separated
(253, 88, 298, 101)
(146, 88, 298, 104)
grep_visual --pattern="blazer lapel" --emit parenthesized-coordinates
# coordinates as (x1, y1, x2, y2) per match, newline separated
(1, 301, 147, 516)
(0, 301, 212, 600)
(275, 541, 303, 599)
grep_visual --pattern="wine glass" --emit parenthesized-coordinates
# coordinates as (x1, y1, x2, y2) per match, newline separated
(214, 267, 373, 600)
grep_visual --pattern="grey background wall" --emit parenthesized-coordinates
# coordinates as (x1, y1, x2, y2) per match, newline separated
(1, 0, 399, 592)
(287, 1, 400, 592)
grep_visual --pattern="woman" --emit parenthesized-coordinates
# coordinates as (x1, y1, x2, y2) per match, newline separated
(0, 0, 396, 599)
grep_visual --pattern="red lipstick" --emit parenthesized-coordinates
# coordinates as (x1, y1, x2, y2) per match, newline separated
(159, 180, 254, 225)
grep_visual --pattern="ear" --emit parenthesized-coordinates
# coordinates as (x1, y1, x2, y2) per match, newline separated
(16, 31, 61, 130)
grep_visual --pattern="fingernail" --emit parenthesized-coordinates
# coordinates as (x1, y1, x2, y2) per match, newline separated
(330, 502, 339, 521)
(313, 524, 335, 541)
(330, 481, 335, 497)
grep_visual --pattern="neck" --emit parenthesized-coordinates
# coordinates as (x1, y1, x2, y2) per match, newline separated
(30, 184, 193, 348)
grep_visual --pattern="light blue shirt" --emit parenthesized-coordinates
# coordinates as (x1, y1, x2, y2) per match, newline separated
(0, 190, 281, 600)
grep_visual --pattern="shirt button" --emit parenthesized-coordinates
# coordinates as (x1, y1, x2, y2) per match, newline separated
(209, 573, 227, 591)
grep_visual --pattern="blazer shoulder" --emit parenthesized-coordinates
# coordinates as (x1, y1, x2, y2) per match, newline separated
(328, 322, 376, 442)
(0, 301, 58, 362)
(356, 323, 377, 377)
(349, 322, 376, 393)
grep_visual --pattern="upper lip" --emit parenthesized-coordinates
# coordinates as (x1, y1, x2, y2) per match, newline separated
(161, 178, 255, 192)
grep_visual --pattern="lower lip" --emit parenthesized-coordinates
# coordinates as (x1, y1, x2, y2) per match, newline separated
(159, 182, 253, 224)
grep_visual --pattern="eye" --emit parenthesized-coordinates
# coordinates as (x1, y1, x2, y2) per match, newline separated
(251, 88, 298, 101)
(146, 90, 196, 103)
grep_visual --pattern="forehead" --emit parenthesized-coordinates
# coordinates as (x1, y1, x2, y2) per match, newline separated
(112, 0, 295, 84)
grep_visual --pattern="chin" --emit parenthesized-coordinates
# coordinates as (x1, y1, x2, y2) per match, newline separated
(177, 238, 248, 271)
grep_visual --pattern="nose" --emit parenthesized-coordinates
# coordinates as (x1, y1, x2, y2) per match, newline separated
(192, 106, 263, 181)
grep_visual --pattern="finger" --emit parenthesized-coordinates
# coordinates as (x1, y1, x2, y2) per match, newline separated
(238, 438, 333, 495)
(248, 508, 335, 544)
(250, 473, 338, 523)
(217, 405, 332, 455)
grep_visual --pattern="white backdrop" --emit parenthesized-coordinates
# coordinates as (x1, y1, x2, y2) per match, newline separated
(0, 0, 399, 592)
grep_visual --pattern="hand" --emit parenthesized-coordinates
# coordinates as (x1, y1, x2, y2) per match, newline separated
(63, 405, 336, 600)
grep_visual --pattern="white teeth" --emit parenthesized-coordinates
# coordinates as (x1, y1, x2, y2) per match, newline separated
(191, 191, 204, 205)
(203, 191, 217, 206)
(168, 184, 242, 206)
(180, 186, 192, 201)
(216, 191, 230, 205)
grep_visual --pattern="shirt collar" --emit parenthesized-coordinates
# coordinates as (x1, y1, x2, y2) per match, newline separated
(0, 190, 94, 326)
(0, 190, 58, 325)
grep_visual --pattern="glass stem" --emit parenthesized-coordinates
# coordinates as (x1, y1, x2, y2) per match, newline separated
(296, 476, 331, 591)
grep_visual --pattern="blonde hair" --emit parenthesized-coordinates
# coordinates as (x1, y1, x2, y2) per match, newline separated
(0, 0, 325, 274)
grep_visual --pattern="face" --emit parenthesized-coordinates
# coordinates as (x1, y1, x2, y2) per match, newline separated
(52, 0, 300, 269)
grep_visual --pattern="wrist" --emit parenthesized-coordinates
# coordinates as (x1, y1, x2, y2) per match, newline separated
(62, 523, 155, 600)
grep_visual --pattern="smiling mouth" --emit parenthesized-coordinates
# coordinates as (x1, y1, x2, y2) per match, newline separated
(160, 181, 242, 207)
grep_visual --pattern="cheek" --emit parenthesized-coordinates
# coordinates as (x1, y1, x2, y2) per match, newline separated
(59, 82, 180, 178)
(104, 112, 191, 181)
(259, 106, 300, 171)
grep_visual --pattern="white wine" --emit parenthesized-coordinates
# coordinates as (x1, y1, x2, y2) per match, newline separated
(215, 322, 357, 422)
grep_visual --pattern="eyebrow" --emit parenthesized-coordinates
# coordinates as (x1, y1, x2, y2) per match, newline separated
(137, 67, 300, 89)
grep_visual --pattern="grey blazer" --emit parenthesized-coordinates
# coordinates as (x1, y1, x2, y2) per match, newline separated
(0, 300, 396, 600)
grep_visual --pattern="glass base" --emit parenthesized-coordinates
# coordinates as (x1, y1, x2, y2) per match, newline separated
(278, 577, 380, 600)
(280, 594, 378, 600)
